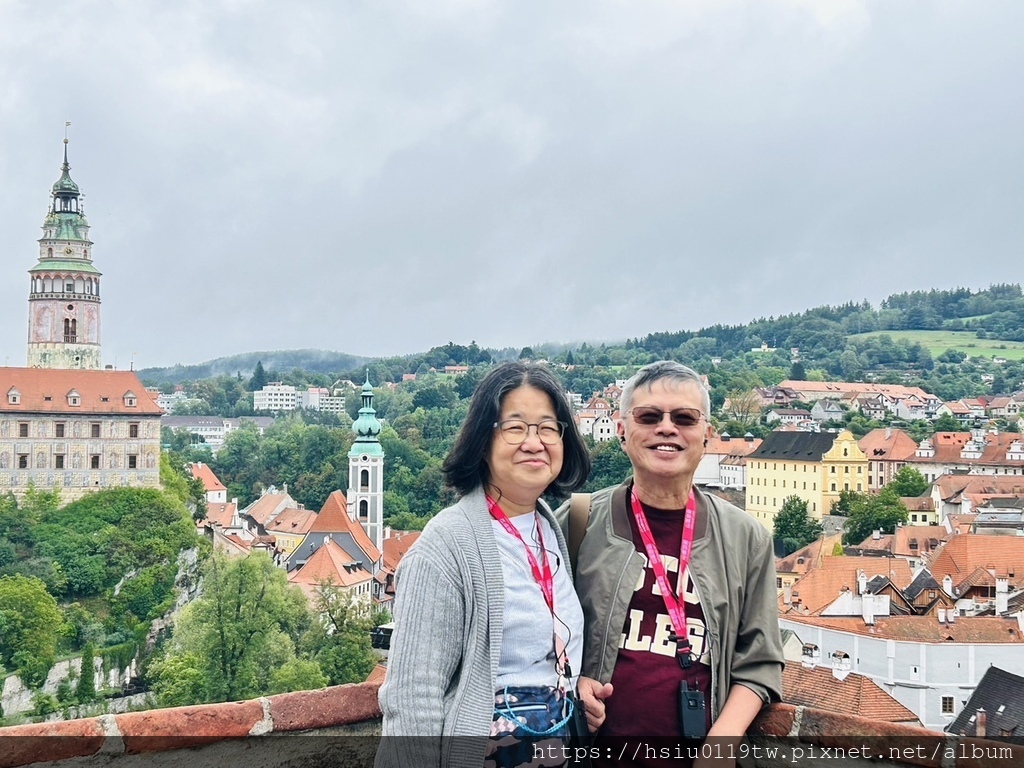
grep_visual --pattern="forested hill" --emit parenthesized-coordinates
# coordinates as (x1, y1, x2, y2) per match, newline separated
(140, 284, 1024, 388)
(139, 349, 368, 385)
(633, 284, 1024, 361)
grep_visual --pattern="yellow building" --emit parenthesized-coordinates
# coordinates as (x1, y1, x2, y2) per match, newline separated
(746, 429, 868, 530)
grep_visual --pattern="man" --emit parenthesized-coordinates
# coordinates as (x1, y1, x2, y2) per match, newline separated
(559, 361, 783, 766)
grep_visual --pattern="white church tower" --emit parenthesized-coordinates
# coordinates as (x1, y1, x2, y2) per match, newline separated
(348, 373, 384, 555)
(27, 138, 103, 369)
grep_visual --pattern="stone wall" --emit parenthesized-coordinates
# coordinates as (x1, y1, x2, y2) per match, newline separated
(0, 683, 1021, 768)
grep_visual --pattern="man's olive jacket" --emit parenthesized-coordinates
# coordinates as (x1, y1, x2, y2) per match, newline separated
(556, 480, 784, 721)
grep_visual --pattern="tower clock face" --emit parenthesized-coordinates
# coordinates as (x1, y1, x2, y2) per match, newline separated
(64, 246, 73, 255)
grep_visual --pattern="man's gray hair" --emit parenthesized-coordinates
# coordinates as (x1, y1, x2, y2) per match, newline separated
(620, 360, 711, 418)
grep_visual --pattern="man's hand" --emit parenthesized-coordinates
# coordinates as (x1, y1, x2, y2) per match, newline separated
(577, 676, 614, 733)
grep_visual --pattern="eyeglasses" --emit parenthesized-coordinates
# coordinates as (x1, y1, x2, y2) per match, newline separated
(494, 419, 566, 445)
(629, 406, 705, 428)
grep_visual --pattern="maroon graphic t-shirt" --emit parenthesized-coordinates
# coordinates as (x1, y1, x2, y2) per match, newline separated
(594, 499, 712, 767)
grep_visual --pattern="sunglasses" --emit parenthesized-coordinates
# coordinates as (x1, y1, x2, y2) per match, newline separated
(629, 406, 705, 428)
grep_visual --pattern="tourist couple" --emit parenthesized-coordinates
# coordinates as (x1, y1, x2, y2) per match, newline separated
(377, 361, 783, 767)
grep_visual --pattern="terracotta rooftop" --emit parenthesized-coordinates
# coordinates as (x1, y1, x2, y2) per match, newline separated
(705, 434, 762, 456)
(265, 507, 318, 536)
(243, 490, 297, 527)
(782, 664, 919, 724)
(782, 614, 1024, 643)
(199, 501, 237, 529)
(782, 557, 913, 615)
(909, 432, 1024, 469)
(775, 380, 934, 400)
(309, 491, 382, 563)
(929, 534, 1024, 582)
(189, 462, 226, 493)
(857, 428, 919, 461)
(382, 530, 421, 573)
(287, 538, 372, 598)
(0, 367, 163, 415)
(776, 534, 844, 576)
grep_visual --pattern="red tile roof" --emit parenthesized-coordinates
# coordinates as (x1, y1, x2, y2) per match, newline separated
(310, 491, 381, 563)
(382, 531, 421, 573)
(287, 538, 372, 597)
(857, 428, 919, 462)
(783, 614, 1024, 643)
(0, 367, 163, 415)
(200, 502, 237, 529)
(189, 462, 226, 493)
(929, 534, 1024, 582)
(782, 665, 919, 723)
(265, 507, 318, 536)
(782, 557, 913, 615)
(244, 491, 296, 526)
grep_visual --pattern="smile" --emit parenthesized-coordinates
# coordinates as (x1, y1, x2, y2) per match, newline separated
(652, 445, 682, 452)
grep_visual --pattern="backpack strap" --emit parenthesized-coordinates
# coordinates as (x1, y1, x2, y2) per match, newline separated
(568, 493, 592, 574)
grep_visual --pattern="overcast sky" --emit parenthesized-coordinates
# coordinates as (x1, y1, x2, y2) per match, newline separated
(1, 1, 1022, 370)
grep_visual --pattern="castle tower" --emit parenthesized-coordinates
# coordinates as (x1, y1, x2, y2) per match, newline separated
(27, 139, 102, 369)
(348, 373, 384, 554)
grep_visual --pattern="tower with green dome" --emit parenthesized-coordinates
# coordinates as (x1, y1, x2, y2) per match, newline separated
(347, 373, 385, 555)
(27, 139, 102, 369)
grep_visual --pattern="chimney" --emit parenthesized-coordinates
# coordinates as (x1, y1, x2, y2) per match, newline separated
(872, 529, 881, 540)
(996, 576, 1009, 615)
(831, 651, 852, 682)
(886, 427, 892, 440)
(783, 585, 792, 605)
(938, 608, 947, 624)
(862, 593, 876, 626)
(857, 571, 868, 595)
(976, 708, 986, 739)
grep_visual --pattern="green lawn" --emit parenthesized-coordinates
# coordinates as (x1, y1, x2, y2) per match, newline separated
(848, 330, 1024, 360)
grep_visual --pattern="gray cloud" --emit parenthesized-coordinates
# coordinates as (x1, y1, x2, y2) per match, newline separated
(1, 0, 1022, 368)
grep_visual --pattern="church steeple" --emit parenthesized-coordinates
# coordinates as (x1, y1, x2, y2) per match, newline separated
(27, 136, 103, 369)
(348, 372, 385, 557)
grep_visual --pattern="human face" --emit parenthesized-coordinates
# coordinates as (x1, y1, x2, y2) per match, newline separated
(618, 378, 711, 493)
(486, 385, 564, 516)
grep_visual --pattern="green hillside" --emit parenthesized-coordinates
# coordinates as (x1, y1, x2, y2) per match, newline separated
(847, 330, 1024, 360)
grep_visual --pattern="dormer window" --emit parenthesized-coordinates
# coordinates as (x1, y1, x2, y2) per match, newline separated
(123, 391, 137, 407)
(7, 387, 20, 405)
(67, 389, 81, 407)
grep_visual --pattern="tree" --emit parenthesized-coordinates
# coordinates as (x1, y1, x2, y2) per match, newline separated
(789, 361, 807, 381)
(75, 642, 97, 703)
(772, 496, 823, 555)
(886, 466, 928, 497)
(152, 553, 312, 704)
(249, 360, 269, 391)
(0, 575, 65, 688)
(931, 413, 962, 433)
(842, 488, 909, 545)
(301, 586, 376, 686)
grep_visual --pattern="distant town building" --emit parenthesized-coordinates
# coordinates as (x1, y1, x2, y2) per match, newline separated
(252, 382, 346, 413)
(746, 429, 868, 528)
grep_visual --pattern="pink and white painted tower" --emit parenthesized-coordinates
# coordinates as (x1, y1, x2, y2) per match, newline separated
(27, 138, 102, 369)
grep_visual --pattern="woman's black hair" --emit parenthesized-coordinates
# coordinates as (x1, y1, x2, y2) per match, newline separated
(442, 362, 591, 498)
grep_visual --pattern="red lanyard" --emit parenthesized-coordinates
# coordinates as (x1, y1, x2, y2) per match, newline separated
(487, 496, 555, 615)
(630, 487, 697, 667)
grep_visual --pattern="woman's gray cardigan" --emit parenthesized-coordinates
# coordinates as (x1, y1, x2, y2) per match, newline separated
(376, 486, 572, 768)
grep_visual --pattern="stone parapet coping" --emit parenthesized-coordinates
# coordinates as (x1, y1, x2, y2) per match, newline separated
(0, 684, 1021, 768)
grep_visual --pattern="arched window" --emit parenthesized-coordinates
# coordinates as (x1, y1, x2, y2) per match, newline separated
(360, 468, 369, 490)
(359, 499, 368, 519)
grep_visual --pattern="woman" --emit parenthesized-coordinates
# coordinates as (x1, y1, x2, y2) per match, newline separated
(377, 362, 592, 768)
